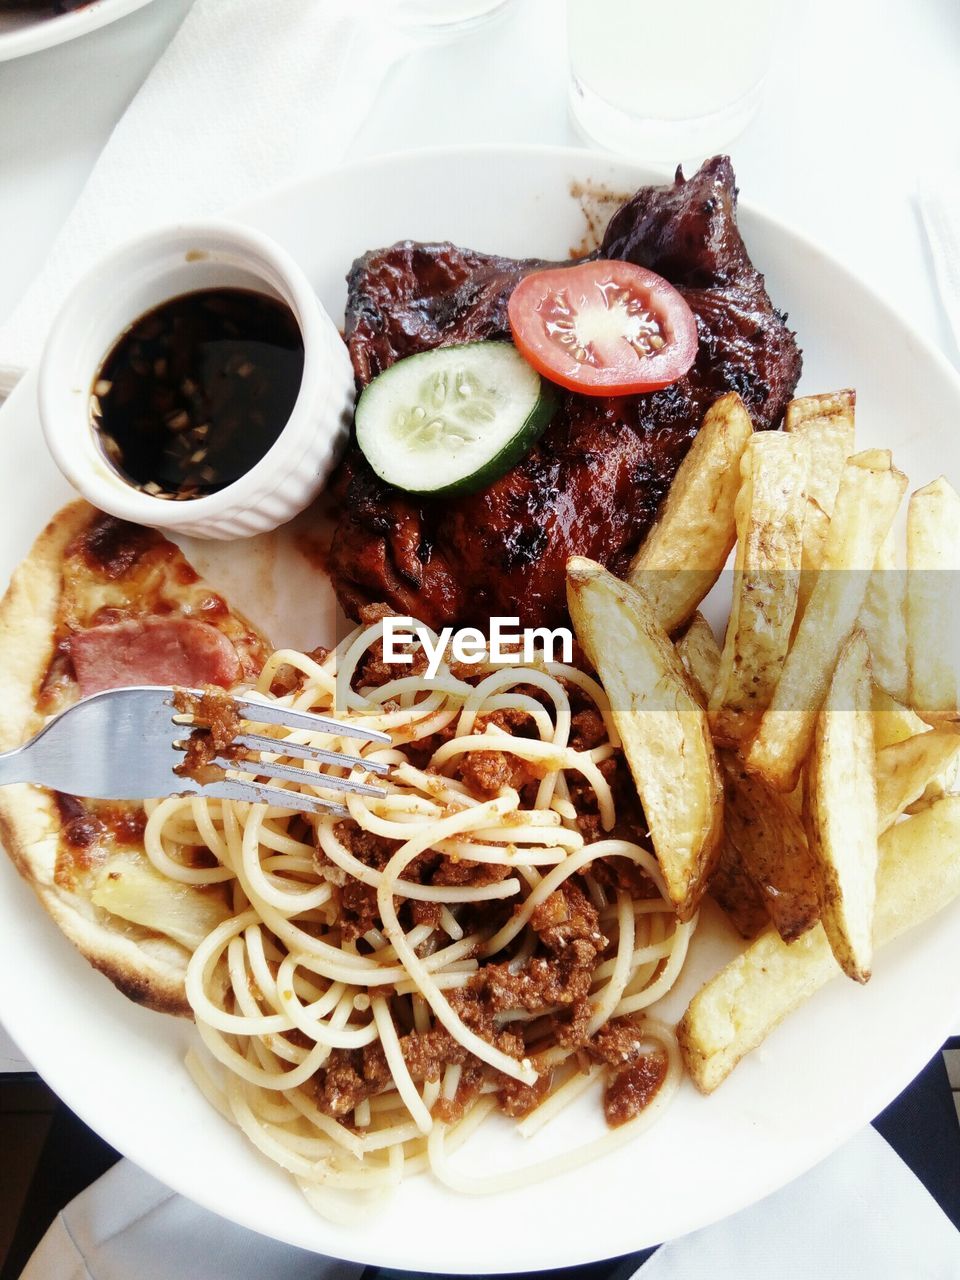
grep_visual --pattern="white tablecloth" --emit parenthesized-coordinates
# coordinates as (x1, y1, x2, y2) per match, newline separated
(1, 0, 958, 357)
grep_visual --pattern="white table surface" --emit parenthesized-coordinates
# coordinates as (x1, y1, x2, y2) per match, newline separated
(0, 0, 958, 1074)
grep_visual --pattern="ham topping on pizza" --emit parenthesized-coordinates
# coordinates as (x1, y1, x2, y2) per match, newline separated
(70, 617, 242, 697)
(30, 511, 268, 717)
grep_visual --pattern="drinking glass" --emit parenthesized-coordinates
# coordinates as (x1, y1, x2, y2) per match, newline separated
(568, 0, 786, 158)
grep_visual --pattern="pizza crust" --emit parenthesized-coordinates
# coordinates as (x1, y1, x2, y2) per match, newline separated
(0, 501, 198, 1016)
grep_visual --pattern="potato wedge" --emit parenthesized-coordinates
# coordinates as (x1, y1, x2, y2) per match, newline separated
(905, 747, 960, 813)
(709, 433, 808, 745)
(872, 687, 930, 751)
(723, 756, 820, 943)
(675, 622, 791, 940)
(678, 795, 960, 1092)
(679, 606, 817, 939)
(852, 447, 893, 470)
(876, 728, 960, 831)
(567, 557, 723, 919)
(804, 631, 878, 982)
(785, 388, 855, 618)
(676, 611, 720, 702)
(784, 387, 855, 450)
(708, 839, 770, 941)
(746, 451, 907, 792)
(626, 392, 753, 635)
(907, 477, 960, 720)
(860, 528, 908, 701)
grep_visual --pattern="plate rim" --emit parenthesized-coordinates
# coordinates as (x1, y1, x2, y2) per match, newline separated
(0, 0, 159, 63)
(1, 143, 960, 1270)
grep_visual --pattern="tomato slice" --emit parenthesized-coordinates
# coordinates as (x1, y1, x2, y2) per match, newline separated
(508, 260, 699, 397)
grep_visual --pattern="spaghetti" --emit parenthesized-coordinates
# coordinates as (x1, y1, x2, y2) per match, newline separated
(146, 620, 694, 1218)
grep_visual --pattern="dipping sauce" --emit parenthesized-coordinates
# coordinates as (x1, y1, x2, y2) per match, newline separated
(91, 288, 305, 501)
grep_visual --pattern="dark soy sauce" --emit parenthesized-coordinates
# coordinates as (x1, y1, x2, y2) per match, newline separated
(91, 288, 305, 500)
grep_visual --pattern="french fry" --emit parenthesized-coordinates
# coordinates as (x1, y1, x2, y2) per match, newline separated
(784, 387, 855, 443)
(872, 687, 930, 751)
(746, 451, 907, 792)
(676, 611, 720, 702)
(626, 392, 753, 635)
(674, 615, 767, 936)
(804, 632, 877, 982)
(860, 528, 908, 701)
(708, 840, 770, 941)
(876, 728, 960, 831)
(709, 434, 809, 745)
(905, 756, 960, 814)
(567, 557, 723, 920)
(723, 757, 820, 943)
(678, 796, 960, 1093)
(675, 619, 788, 942)
(785, 389, 855, 618)
(907, 477, 960, 720)
(852, 447, 893, 470)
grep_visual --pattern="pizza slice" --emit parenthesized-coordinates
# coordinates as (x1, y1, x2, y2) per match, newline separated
(0, 500, 269, 1014)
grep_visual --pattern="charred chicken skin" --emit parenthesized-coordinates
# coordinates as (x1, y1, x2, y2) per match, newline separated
(330, 156, 802, 630)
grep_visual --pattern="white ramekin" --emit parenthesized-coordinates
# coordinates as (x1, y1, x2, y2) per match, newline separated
(38, 221, 355, 539)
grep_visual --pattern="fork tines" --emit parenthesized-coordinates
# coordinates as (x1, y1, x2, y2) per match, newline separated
(174, 691, 391, 817)
(232, 731, 391, 775)
(229, 695, 390, 743)
(206, 778, 356, 818)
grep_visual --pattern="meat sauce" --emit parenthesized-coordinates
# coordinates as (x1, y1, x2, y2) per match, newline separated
(603, 1052, 668, 1127)
(91, 288, 304, 500)
(172, 688, 244, 783)
(312, 655, 667, 1129)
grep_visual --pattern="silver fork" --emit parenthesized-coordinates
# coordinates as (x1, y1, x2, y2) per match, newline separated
(0, 686, 391, 818)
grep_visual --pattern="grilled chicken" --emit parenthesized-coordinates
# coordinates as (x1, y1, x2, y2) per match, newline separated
(330, 156, 802, 630)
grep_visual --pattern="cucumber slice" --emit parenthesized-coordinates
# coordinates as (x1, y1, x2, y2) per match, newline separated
(354, 341, 557, 497)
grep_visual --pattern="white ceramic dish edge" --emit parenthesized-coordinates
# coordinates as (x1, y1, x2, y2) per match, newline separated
(38, 220, 355, 539)
(0, 0, 158, 62)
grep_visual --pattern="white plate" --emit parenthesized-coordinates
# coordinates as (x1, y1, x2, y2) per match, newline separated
(1, 146, 959, 1272)
(0, 0, 157, 62)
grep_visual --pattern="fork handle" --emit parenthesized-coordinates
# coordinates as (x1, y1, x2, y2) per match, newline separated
(0, 744, 31, 789)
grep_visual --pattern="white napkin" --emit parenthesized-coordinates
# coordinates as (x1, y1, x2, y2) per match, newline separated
(20, 1158, 363, 1280)
(638, 1125, 960, 1280)
(0, 0, 410, 396)
(919, 175, 960, 358)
